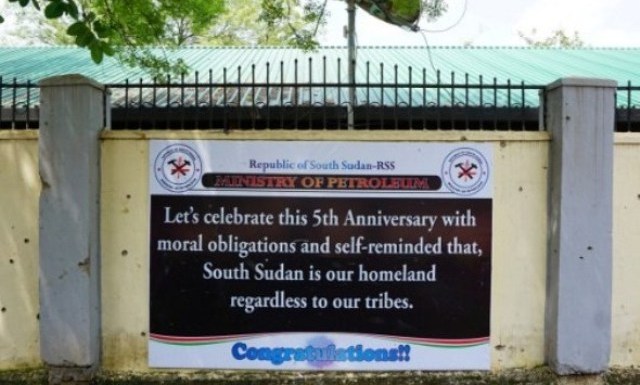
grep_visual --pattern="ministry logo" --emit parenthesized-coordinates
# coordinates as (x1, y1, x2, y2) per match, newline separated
(441, 148, 489, 196)
(154, 144, 203, 192)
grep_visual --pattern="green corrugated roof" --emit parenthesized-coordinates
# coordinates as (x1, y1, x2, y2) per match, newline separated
(1, 45, 640, 84)
(1, 46, 639, 108)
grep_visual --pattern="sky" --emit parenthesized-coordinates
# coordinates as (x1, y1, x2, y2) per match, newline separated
(1, 0, 640, 47)
(319, 0, 640, 47)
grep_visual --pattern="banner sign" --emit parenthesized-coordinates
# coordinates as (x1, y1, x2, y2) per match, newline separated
(149, 140, 492, 370)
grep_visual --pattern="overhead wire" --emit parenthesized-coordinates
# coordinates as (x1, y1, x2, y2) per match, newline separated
(415, 0, 471, 106)
(313, 0, 329, 36)
(420, 0, 469, 34)
(417, 0, 470, 75)
(419, 30, 439, 75)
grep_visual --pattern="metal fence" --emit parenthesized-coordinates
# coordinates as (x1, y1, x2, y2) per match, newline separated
(105, 71, 544, 131)
(617, 81, 640, 132)
(2, 73, 640, 131)
(0, 77, 38, 129)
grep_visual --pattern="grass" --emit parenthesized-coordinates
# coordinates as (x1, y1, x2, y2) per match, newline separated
(2, 367, 640, 384)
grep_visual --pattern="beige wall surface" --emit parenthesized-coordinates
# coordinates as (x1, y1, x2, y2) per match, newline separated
(491, 138, 548, 369)
(101, 137, 149, 370)
(0, 132, 40, 369)
(0, 128, 635, 372)
(1, 129, 632, 372)
(100, 131, 550, 371)
(611, 134, 640, 367)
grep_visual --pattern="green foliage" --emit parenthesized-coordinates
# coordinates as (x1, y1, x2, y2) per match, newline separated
(0, 0, 447, 76)
(1, 0, 224, 74)
(421, 0, 447, 22)
(160, 0, 225, 45)
(7, 0, 40, 9)
(0, 0, 328, 76)
(0, 1, 75, 45)
(519, 28, 585, 48)
(256, 0, 326, 50)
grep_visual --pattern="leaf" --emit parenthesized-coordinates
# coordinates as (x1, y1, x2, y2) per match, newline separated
(101, 43, 115, 57)
(0, 15, 4, 23)
(89, 41, 103, 64)
(84, 11, 95, 23)
(92, 20, 110, 38)
(44, 1, 65, 19)
(66, 21, 87, 36)
(90, 47, 103, 64)
(75, 30, 95, 47)
(64, 0, 79, 19)
(18, 0, 29, 7)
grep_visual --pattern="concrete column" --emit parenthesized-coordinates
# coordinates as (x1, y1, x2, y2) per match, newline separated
(545, 78, 616, 374)
(39, 75, 107, 382)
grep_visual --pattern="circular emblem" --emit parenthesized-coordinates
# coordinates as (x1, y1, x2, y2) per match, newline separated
(441, 148, 489, 196)
(154, 144, 202, 192)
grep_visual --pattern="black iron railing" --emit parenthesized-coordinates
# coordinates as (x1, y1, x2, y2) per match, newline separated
(104, 74, 544, 130)
(616, 81, 640, 132)
(2, 73, 640, 131)
(0, 77, 38, 129)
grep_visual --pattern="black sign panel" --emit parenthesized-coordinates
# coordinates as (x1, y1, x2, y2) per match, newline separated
(150, 195, 491, 339)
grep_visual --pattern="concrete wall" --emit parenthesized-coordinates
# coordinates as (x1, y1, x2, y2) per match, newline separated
(611, 134, 640, 367)
(0, 131, 40, 369)
(3, 128, 640, 373)
(100, 130, 551, 371)
(38, 75, 104, 378)
(101, 134, 148, 371)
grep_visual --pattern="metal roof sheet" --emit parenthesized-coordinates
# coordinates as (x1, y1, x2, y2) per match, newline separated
(1, 45, 639, 83)
(1, 46, 640, 108)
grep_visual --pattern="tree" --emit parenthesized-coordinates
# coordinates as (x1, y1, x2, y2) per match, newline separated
(0, 0, 327, 49)
(0, 0, 446, 75)
(421, 0, 447, 22)
(199, 2, 271, 46)
(255, 0, 328, 49)
(0, 2, 74, 45)
(0, 0, 329, 74)
(0, 0, 227, 75)
(200, 0, 326, 47)
(518, 28, 585, 48)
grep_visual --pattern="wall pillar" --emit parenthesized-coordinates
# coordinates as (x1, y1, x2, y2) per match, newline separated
(545, 78, 616, 374)
(39, 75, 107, 382)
